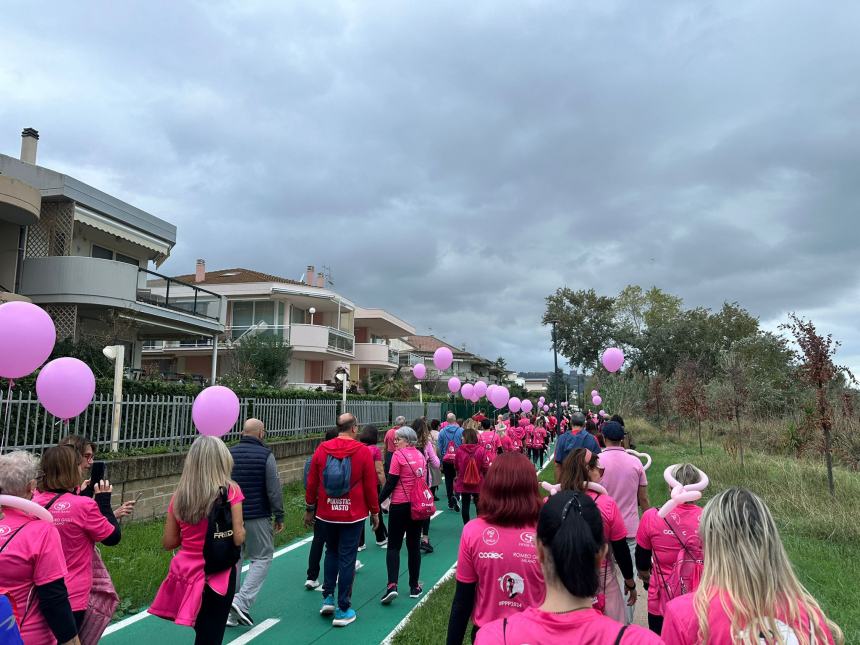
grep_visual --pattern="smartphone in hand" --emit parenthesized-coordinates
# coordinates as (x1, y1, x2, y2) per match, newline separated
(90, 460, 108, 484)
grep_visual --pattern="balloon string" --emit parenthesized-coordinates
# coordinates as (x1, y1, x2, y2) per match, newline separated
(2, 379, 13, 454)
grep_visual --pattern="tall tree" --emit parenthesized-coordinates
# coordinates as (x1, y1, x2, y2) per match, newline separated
(781, 314, 854, 496)
(233, 334, 292, 386)
(674, 360, 708, 455)
(718, 348, 749, 466)
(544, 288, 617, 369)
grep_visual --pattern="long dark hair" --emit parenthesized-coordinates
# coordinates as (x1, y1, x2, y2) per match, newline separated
(538, 490, 605, 597)
(358, 425, 379, 446)
(559, 448, 599, 493)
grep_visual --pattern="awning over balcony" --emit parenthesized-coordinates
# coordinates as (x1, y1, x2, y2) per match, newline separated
(74, 205, 171, 265)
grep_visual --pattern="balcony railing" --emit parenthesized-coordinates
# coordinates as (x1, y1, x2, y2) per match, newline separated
(137, 268, 223, 321)
(388, 347, 399, 364)
(143, 325, 290, 351)
(328, 327, 354, 353)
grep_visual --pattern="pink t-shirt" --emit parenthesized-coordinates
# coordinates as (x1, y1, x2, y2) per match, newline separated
(636, 505, 702, 615)
(478, 430, 501, 456)
(588, 490, 627, 543)
(33, 490, 115, 611)
(598, 447, 647, 537)
(384, 427, 398, 453)
(532, 426, 546, 447)
(389, 446, 427, 505)
(0, 507, 68, 644)
(456, 518, 545, 628)
(662, 591, 836, 645)
(476, 606, 662, 644)
(367, 444, 383, 463)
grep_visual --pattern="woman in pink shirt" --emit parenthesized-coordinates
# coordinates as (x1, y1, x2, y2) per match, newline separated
(378, 426, 428, 603)
(635, 463, 703, 635)
(149, 436, 245, 645)
(476, 490, 661, 644)
(454, 426, 488, 525)
(445, 453, 544, 644)
(415, 419, 441, 553)
(559, 448, 637, 622)
(662, 488, 843, 645)
(0, 451, 80, 645)
(33, 446, 122, 633)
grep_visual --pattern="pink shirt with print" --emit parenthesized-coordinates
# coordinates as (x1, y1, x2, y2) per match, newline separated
(456, 517, 545, 628)
(33, 490, 115, 611)
(598, 446, 648, 537)
(0, 507, 69, 644)
(636, 505, 702, 615)
(662, 591, 836, 645)
(389, 446, 427, 505)
(476, 606, 663, 645)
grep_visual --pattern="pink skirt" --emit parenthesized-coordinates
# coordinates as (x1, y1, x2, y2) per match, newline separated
(148, 551, 232, 627)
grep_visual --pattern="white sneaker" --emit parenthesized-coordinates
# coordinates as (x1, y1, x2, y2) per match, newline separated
(226, 610, 238, 627)
(305, 579, 321, 590)
(358, 544, 367, 552)
(375, 538, 388, 547)
(354, 559, 364, 571)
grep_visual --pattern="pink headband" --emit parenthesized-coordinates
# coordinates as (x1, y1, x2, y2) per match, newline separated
(657, 465, 709, 518)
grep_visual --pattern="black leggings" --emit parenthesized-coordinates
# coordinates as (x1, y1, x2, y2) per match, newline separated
(194, 566, 237, 645)
(359, 485, 388, 547)
(73, 610, 85, 630)
(648, 613, 664, 635)
(307, 518, 325, 580)
(442, 462, 457, 507)
(460, 493, 478, 525)
(387, 502, 422, 588)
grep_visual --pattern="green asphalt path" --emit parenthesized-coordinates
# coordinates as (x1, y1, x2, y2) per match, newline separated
(100, 508, 464, 645)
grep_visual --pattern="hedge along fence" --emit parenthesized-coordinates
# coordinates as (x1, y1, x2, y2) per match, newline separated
(0, 390, 447, 453)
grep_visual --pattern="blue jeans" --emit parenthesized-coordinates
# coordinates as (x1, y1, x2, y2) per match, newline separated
(320, 520, 363, 611)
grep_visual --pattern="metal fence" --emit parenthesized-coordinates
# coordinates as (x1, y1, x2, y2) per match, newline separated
(0, 391, 446, 452)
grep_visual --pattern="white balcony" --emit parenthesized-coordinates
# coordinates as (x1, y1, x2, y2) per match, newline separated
(355, 342, 399, 370)
(289, 323, 354, 359)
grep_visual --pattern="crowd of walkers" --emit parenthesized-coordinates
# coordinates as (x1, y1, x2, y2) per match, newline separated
(0, 405, 845, 644)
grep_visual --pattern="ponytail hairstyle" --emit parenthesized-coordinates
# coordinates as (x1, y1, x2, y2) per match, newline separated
(559, 448, 598, 493)
(695, 488, 843, 645)
(537, 490, 605, 598)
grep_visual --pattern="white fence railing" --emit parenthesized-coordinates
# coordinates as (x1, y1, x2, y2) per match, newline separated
(0, 391, 445, 453)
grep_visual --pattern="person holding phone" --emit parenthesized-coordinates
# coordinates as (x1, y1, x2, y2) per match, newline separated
(33, 446, 122, 631)
(60, 435, 136, 519)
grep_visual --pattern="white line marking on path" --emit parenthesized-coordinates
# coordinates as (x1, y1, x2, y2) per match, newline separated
(379, 562, 458, 645)
(227, 618, 280, 644)
(107, 535, 316, 634)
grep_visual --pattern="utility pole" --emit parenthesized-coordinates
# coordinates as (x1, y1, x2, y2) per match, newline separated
(551, 320, 561, 418)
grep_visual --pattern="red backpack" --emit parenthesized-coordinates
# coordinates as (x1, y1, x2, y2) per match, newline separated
(656, 516, 704, 612)
(442, 436, 457, 463)
(462, 454, 481, 487)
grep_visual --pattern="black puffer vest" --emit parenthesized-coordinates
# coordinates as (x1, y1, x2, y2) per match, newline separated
(230, 436, 272, 520)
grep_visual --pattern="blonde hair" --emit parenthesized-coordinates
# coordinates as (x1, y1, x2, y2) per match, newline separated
(463, 418, 479, 432)
(672, 463, 702, 487)
(173, 436, 236, 524)
(695, 488, 843, 645)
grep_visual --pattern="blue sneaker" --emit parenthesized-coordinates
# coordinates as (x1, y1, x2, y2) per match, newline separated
(320, 595, 336, 616)
(332, 607, 356, 627)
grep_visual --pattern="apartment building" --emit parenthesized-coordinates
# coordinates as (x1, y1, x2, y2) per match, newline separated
(142, 264, 414, 389)
(0, 129, 226, 373)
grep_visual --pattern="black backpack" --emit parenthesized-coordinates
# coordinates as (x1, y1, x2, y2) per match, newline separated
(203, 487, 241, 575)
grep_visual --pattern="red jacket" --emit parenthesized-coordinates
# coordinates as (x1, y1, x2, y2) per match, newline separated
(454, 443, 488, 494)
(306, 437, 380, 523)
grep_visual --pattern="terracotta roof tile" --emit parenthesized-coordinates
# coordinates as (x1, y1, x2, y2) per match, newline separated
(168, 268, 316, 287)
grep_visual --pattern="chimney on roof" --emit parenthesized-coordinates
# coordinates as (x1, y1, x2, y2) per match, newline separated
(195, 259, 205, 283)
(20, 128, 39, 164)
(305, 265, 315, 285)
(316, 272, 325, 288)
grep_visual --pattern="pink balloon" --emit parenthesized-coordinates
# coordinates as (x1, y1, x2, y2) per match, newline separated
(36, 358, 95, 420)
(474, 381, 487, 398)
(490, 386, 509, 409)
(447, 377, 461, 394)
(193, 386, 240, 437)
(561, 401, 568, 407)
(521, 399, 533, 414)
(538, 396, 545, 403)
(0, 302, 56, 379)
(591, 390, 598, 397)
(412, 363, 426, 379)
(508, 397, 521, 413)
(543, 405, 549, 412)
(487, 384, 498, 400)
(470, 392, 480, 403)
(599, 409, 607, 417)
(592, 395, 602, 406)
(461, 383, 474, 400)
(433, 347, 454, 371)
(601, 348, 625, 373)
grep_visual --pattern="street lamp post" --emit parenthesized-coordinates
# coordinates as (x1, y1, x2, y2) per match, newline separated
(335, 369, 348, 408)
(551, 320, 561, 419)
(103, 344, 125, 452)
(309, 307, 316, 325)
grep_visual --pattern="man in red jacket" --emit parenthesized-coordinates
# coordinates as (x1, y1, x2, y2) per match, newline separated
(305, 413, 380, 627)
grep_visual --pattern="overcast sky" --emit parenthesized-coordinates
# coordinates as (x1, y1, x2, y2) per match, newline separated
(2, 1, 859, 373)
